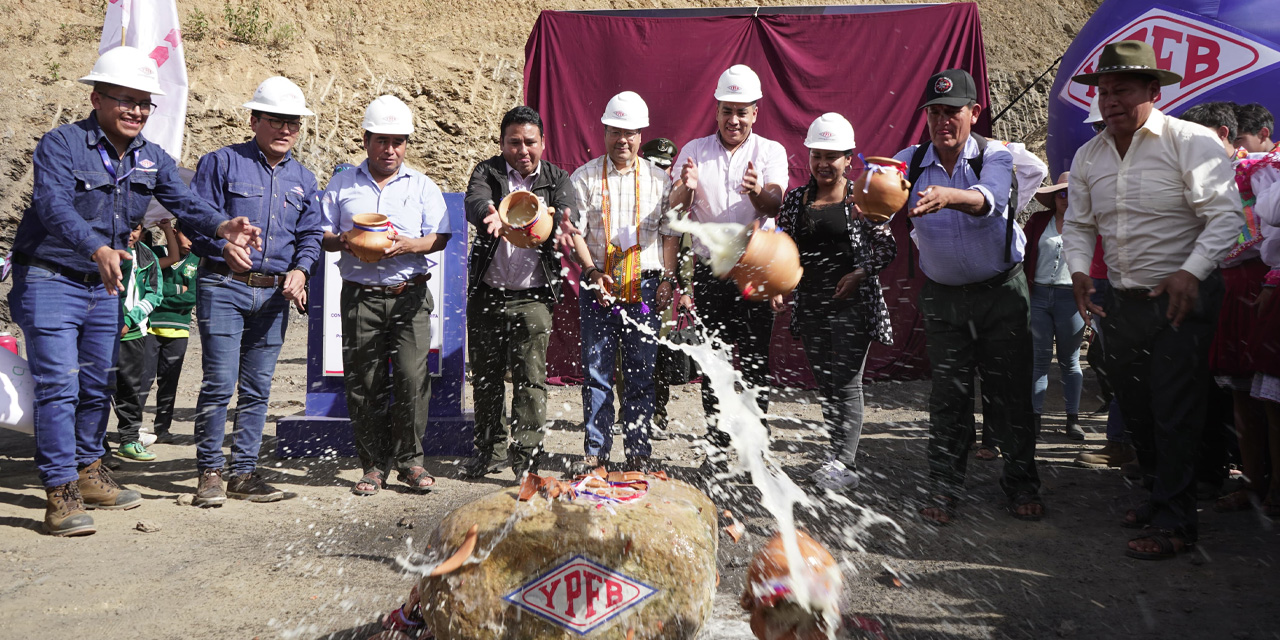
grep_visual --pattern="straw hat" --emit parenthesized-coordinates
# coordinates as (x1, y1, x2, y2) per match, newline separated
(1035, 172, 1070, 209)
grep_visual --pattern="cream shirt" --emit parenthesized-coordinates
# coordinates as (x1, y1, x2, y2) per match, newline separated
(481, 162, 549, 290)
(670, 132, 789, 259)
(569, 155, 675, 272)
(1063, 109, 1242, 289)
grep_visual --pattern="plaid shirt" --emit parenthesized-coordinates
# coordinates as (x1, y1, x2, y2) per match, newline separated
(569, 155, 676, 272)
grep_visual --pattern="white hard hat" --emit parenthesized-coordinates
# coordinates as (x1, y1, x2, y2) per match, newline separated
(804, 113, 856, 151)
(243, 76, 314, 117)
(600, 91, 649, 129)
(79, 46, 166, 96)
(362, 95, 414, 135)
(714, 64, 763, 103)
(1084, 94, 1102, 124)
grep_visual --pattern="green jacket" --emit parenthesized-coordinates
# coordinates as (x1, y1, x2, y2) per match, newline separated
(121, 243, 162, 342)
(148, 247, 199, 332)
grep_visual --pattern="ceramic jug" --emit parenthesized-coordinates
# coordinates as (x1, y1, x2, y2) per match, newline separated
(498, 190, 554, 249)
(345, 213, 394, 263)
(851, 156, 911, 223)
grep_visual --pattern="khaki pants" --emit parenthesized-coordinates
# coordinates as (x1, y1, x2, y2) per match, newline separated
(340, 280, 433, 475)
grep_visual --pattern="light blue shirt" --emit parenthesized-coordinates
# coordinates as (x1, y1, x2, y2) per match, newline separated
(319, 161, 452, 285)
(893, 136, 1024, 286)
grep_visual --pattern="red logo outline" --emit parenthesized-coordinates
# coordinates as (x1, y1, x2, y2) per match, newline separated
(503, 555, 658, 635)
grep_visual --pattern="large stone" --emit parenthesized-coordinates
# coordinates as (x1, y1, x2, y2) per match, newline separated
(418, 476, 718, 639)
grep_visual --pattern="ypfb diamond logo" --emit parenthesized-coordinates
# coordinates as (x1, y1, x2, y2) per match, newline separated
(1061, 6, 1280, 113)
(504, 555, 657, 635)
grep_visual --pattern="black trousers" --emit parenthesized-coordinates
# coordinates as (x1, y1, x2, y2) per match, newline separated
(1103, 272, 1224, 542)
(692, 260, 774, 448)
(112, 337, 150, 444)
(148, 334, 189, 435)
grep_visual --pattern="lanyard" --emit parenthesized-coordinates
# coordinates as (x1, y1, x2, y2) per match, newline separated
(96, 143, 140, 185)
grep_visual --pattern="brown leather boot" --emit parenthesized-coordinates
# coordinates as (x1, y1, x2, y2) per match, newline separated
(44, 482, 96, 537)
(77, 459, 142, 510)
(194, 468, 227, 508)
(1074, 441, 1137, 469)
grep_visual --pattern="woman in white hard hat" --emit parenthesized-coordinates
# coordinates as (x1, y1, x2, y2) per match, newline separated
(773, 113, 896, 491)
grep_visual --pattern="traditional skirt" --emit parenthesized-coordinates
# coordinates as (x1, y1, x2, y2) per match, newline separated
(1211, 258, 1269, 376)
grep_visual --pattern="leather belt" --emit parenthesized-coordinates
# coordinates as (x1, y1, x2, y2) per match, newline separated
(349, 273, 431, 296)
(12, 252, 101, 284)
(201, 258, 286, 288)
(476, 281, 551, 300)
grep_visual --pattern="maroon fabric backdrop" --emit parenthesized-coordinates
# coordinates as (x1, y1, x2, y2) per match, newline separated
(523, 5, 991, 385)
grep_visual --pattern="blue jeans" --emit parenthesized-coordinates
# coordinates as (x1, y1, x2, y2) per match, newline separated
(193, 269, 289, 474)
(1031, 285, 1085, 415)
(8, 264, 120, 488)
(579, 278, 660, 460)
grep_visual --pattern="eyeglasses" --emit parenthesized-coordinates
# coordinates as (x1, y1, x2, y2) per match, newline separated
(97, 92, 157, 114)
(259, 116, 302, 133)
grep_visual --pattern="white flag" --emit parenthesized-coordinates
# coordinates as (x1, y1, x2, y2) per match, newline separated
(99, 0, 188, 162)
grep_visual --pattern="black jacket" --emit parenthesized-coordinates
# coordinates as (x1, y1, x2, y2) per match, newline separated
(464, 156, 573, 302)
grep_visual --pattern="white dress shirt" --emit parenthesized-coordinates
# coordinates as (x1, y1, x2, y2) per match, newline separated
(670, 132, 789, 259)
(569, 155, 675, 272)
(1251, 158, 1280, 268)
(1063, 109, 1242, 289)
(482, 162, 549, 290)
(319, 161, 451, 286)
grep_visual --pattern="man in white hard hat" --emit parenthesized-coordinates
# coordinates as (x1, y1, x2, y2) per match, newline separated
(668, 64, 788, 471)
(319, 95, 452, 496)
(461, 106, 573, 479)
(185, 76, 323, 507)
(9, 46, 261, 536)
(564, 91, 680, 473)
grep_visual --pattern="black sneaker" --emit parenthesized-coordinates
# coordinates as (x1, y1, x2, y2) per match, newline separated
(99, 454, 122, 471)
(154, 431, 177, 444)
(225, 471, 285, 502)
(463, 455, 505, 479)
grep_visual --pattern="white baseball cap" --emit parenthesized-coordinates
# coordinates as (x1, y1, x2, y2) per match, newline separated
(714, 64, 763, 103)
(804, 113, 856, 151)
(79, 46, 166, 96)
(243, 76, 314, 117)
(601, 91, 649, 129)
(362, 95, 414, 135)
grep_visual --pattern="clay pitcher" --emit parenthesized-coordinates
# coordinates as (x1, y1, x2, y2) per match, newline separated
(728, 221, 803, 302)
(741, 530, 843, 640)
(851, 156, 911, 223)
(498, 190, 554, 249)
(346, 213, 394, 263)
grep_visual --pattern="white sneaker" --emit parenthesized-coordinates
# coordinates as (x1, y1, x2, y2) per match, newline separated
(810, 460, 859, 491)
(139, 432, 158, 447)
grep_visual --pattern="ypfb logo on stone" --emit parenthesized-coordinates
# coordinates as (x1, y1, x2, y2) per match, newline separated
(504, 555, 657, 635)
(1061, 6, 1280, 113)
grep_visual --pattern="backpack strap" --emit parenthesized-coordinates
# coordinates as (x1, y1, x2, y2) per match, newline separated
(970, 134, 1016, 263)
(904, 143, 931, 279)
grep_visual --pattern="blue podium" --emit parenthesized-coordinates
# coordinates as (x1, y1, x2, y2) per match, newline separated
(275, 192, 474, 458)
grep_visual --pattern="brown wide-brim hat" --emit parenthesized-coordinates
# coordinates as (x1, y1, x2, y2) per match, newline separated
(1071, 40, 1183, 87)
(1034, 172, 1070, 209)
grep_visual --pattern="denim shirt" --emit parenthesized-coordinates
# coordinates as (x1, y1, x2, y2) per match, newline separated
(893, 136, 1024, 286)
(12, 113, 228, 275)
(188, 141, 322, 275)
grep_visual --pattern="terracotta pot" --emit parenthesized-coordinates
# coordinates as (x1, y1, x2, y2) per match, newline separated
(851, 156, 911, 223)
(346, 213, 393, 263)
(498, 190, 554, 249)
(728, 221, 803, 301)
(740, 530, 842, 640)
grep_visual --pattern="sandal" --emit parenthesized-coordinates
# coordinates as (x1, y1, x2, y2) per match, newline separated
(919, 494, 957, 526)
(1007, 491, 1045, 521)
(974, 446, 999, 461)
(353, 470, 383, 496)
(399, 466, 435, 492)
(1125, 528, 1193, 561)
(1213, 489, 1256, 513)
(1121, 503, 1152, 529)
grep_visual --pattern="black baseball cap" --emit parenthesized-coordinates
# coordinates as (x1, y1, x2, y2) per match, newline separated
(919, 69, 979, 109)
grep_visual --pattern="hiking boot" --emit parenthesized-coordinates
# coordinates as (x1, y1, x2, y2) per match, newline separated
(571, 455, 604, 476)
(99, 454, 122, 471)
(810, 459, 860, 491)
(77, 459, 142, 510)
(225, 471, 285, 502)
(43, 482, 95, 537)
(1075, 441, 1136, 469)
(194, 468, 227, 508)
(116, 441, 157, 462)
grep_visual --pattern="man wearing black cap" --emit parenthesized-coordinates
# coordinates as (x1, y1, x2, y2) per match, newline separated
(1063, 40, 1240, 560)
(892, 68, 1042, 524)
